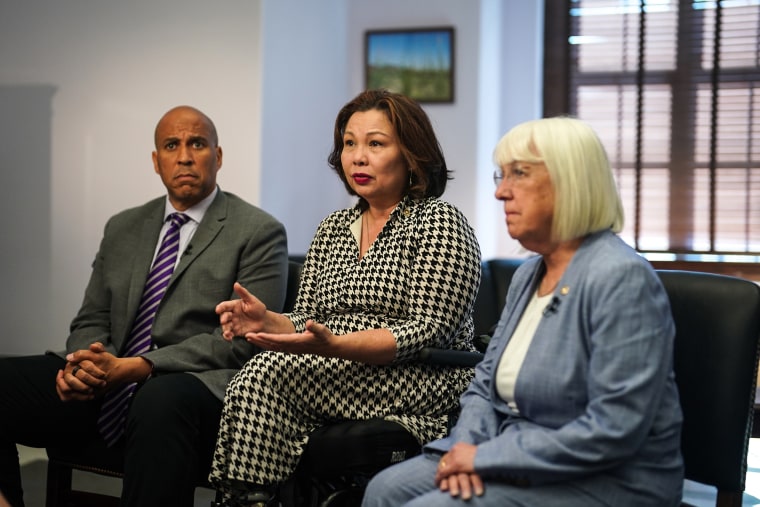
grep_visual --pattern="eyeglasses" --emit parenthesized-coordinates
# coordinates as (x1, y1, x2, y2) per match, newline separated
(493, 169, 505, 187)
(493, 162, 542, 187)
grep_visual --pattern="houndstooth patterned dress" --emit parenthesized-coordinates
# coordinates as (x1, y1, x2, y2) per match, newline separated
(209, 196, 481, 494)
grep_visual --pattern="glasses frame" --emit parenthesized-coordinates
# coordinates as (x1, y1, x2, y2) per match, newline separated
(493, 161, 545, 187)
(493, 169, 504, 187)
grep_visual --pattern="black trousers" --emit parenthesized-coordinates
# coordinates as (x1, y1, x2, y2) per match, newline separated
(0, 354, 223, 507)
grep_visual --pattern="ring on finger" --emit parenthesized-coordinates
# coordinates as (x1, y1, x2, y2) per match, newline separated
(72, 365, 81, 376)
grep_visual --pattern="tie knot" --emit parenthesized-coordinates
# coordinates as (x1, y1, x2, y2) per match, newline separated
(168, 212, 190, 228)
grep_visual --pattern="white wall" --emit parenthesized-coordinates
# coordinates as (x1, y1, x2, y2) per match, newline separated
(344, 0, 543, 258)
(0, 0, 543, 356)
(0, 0, 264, 354)
(485, 0, 546, 258)
(345, 0, 481, 238)
(259, 0, 352, 255)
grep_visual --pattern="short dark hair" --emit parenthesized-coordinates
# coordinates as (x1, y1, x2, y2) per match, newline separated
(327, 89, 451, 208)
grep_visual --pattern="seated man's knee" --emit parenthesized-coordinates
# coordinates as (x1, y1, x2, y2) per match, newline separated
(128, 374, 198, 432)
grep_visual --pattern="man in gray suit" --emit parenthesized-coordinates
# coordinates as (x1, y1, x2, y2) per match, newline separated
(0, 105, 288, 506)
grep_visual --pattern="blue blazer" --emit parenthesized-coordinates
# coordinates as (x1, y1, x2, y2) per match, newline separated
(426, 230, 683, 495)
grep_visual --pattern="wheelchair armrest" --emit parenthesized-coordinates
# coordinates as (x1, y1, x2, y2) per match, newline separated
(418, 347, 484, 367)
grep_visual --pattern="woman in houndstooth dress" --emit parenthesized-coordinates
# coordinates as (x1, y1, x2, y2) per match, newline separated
(209, 90, 482, 504)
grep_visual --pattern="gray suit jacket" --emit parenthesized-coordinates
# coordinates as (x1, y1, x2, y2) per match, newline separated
(427, 230, 683, 498)
(59, 189, 288, 400)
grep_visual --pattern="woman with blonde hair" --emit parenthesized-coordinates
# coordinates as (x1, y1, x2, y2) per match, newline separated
(362, 116, 684, 507)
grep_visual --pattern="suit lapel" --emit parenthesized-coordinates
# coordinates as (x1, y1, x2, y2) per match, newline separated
(118, 204, 165, 348)
(170, 191, 227, 283)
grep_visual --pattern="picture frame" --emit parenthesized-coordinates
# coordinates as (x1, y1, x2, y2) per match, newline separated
(365, 26, 455, 104)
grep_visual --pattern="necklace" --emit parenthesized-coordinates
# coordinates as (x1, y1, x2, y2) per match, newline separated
(362, 211, 387, 254)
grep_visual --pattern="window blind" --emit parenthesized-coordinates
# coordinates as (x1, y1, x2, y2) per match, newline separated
(545, 0, 760, 258)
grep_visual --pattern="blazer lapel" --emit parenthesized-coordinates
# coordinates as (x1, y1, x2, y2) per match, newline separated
(170, 191, 227, 282)
(117, 208, 164, 348)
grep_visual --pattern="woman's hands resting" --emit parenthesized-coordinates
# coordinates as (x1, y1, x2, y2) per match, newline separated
(435, 443, 484, 500)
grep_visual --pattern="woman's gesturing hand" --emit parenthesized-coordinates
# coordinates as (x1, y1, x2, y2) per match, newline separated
(216, 282, 268, 341)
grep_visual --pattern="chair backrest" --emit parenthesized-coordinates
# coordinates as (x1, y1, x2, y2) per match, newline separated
(283, 259, 302, 313)
(656, 270, 760, 499)
(473, 258, 524, 336)
(47, 258, 305, 507)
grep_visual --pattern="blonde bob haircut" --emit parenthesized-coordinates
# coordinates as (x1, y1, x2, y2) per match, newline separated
(493, 116, 624, 242)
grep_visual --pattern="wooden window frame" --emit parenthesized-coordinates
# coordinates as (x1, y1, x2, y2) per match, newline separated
(543, 0, 760, 281)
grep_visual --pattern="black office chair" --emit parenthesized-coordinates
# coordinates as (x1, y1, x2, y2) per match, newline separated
(278, 418, 421, 507)
(286, 268, 760, 507)
(291, 268, 760, 507)
(472, 258, 523, 337)
(657, 270, 760, 507)
(44, 260, 303, 507)
(276, 260, 500, 507)
(276, 346, 483, 507)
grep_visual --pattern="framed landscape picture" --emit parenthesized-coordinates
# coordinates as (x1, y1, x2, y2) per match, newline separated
(365, 27, 455, 103)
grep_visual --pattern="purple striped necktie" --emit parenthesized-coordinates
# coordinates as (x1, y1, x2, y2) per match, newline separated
(97, 212, 190, 446)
